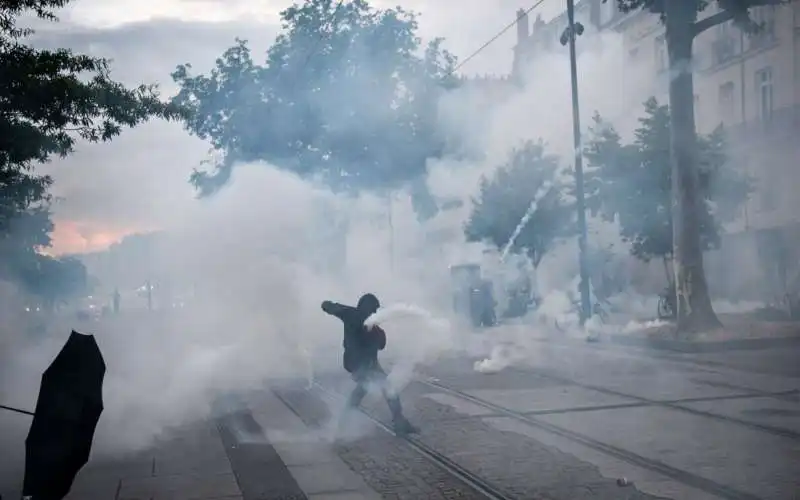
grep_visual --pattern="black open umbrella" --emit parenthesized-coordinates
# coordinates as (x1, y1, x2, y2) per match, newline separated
(0, 330, 106, 500)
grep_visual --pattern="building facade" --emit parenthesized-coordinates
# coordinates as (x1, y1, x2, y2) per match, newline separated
(512, 1, 800, 301)
(512, 0, 597, 80)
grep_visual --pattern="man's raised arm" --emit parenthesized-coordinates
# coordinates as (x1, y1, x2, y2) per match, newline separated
(321, 300, 354, 320)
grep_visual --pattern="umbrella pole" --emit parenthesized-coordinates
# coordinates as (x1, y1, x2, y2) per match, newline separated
(0, 403, 34, 416)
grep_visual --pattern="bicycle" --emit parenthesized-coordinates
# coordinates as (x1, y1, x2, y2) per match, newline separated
(554, 297, 609, 332)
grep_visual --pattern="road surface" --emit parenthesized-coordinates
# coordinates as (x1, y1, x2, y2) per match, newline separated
(1, 335, 797, 499)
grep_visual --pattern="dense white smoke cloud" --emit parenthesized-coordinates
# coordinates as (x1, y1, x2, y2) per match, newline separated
(2, 4, 775, 472)
(1, 23, 655, 457)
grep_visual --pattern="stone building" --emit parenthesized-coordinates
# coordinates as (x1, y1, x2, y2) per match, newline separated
(510, 1, 800, 301)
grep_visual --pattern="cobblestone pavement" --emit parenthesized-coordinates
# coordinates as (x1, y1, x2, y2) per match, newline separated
(272, 387, 489, 500)
(408, 338, 800, 500)
(307, 375, 673, 500)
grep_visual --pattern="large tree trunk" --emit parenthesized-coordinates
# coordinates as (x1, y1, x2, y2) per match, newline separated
(664, 1, 722, 334)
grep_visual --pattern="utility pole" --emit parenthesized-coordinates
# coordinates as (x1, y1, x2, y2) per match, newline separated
(560, 0, 591, 324)
(739, 28, 749, 230)
(387, 193, 395, 270)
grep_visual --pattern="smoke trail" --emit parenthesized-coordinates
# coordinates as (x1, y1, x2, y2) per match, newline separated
(499, 181, 553, 262)
(364, 303, 452, 390)
(364, 303, 449, 331)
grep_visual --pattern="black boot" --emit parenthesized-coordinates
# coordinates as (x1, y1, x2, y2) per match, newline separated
(392, 416, 419, 436)
(384, 383, 419, 436)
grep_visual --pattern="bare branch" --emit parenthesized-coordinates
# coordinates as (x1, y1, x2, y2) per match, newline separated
(692, 10, 735, 37)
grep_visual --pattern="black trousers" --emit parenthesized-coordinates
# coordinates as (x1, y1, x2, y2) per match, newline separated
(346, 361, 403, 420)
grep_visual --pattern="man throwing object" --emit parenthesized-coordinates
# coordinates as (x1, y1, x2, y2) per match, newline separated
(321, 293, 419, 436)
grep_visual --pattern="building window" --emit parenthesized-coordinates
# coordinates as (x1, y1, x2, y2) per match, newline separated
(718, 81, 735, 122)
(719, 18, 730, 36)
(756, 67, 774, 123)
(654, 35, 667, 72)
(748, 6, 776, 49)
(712, 21, 738, 65)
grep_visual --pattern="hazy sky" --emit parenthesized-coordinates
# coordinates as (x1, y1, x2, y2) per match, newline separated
(29, 0, 567, 254)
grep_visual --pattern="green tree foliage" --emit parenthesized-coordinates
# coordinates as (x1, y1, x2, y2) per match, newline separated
(605, 0, 783, 331)
(1, 0, 184, 297)
(584, 97, 752, 269)
(464, 141, 574, 267)
(171, 0, 458, 208)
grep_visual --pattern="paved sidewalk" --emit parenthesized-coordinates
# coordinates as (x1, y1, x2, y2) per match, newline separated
(2, 389, 385, 500)
(64, 420, 243, 500)
(248, 389, 383, 500)
(419, 346, 800, 500)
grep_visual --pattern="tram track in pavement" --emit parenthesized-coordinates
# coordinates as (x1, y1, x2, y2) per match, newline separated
(417, 377, 766, 500)
(495, 365, 800, 440)
(502, 334, 800, 403)
(528, 333, 800, 380)
(274, 382, 516, 500)
(510, 389, 800, 417)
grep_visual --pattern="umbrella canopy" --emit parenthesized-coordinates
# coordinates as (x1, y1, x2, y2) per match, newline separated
(22, 330, 106, 500)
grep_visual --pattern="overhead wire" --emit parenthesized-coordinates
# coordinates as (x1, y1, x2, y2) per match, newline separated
(288, 0, 551, 78)
(448, 0, 550, 75)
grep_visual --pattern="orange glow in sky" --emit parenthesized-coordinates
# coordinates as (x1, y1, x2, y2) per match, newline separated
(47, 220, 141, 256)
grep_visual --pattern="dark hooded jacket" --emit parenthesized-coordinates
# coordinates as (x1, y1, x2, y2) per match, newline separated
(321, 293, 386, 373)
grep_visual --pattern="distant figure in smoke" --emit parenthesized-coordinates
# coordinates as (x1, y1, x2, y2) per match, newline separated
(471, 279, 496, 327)
(113, 288, 121, 314)
(321, 293, 419, 436)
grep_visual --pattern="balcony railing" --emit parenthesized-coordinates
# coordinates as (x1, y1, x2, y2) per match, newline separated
(724, 104, 800, 144)
(747, 27, 776, 51)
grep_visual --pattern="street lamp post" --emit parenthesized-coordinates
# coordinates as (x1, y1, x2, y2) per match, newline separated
(560, 0, 591, 324)
(387, 193, 395, 270)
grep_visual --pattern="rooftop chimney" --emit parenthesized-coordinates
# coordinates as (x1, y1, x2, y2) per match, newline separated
(516, 8, 529, 43)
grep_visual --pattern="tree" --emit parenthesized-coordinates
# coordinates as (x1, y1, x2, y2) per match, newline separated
(1, 0, 184, 284)
(171, 0, 458, 216)
(464, 141, 574, 267)
(584, 98, 752, 292)
(14, 253, 89, 309)
(0, 207, 52, 294)
(606, 0, 782, 332)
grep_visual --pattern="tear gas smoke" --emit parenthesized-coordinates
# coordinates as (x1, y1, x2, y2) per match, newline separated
(1, 9, 777, 466)
(474, 343, 525, 374)
(0, 28, 655, 457)
(365, 304, 453, 389)
(365, 303, 449, 331)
